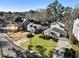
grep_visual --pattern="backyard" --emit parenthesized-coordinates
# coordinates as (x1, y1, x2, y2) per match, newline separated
(20, 34, 57, 56)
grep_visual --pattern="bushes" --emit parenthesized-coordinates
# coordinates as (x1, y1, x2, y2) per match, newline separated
(41, 22, 49, 26)
(35, 45, 47, 57)
(39, 35, 51, 40)
(48, 50, 54, 58)
(39, 35, 58, 42)
(34, 29, 43, 34)
(27, 34, 34, 38)
(28, 45, 33, 51)
(64, 48, 76, 58)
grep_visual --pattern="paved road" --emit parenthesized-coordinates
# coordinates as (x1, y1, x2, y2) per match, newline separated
(0, 33, 27, 58)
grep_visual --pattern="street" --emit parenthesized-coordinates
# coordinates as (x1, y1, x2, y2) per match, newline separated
(0, 33, 27, 58)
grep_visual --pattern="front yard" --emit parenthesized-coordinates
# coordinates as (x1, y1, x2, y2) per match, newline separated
(20, 34, 57, 56)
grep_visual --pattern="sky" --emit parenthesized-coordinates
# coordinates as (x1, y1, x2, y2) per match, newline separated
(0, 0, 79, 12)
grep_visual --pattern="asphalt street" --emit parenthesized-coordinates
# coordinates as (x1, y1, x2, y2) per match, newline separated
(0, 33, 27, 58)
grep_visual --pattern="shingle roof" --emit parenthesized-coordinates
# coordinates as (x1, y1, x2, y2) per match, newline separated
(52, 27, 67, 35)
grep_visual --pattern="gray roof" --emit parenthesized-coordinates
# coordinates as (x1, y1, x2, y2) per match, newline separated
(51, 21, 65, 28)
(52, 27, 67, 35)
(51, 22, 57, 25)
(19, 19, 30, 27)
(44, 27, 67, 36)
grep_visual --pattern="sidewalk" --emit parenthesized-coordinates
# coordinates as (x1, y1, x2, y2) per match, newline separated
(13, 36, 29, 46)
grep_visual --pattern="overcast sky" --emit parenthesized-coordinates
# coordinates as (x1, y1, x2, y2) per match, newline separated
(0, 0, 79, 12)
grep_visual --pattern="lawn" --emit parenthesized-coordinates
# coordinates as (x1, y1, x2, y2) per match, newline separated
(72, 44, 79, 57)
(20, 34, 57, 56)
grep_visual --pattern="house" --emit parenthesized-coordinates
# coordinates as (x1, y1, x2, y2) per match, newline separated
(18, 18, 48, 32)
(44, 27, 67, 39)
(73, 18, 79, 41)
(27, 23, 44, 34)
(50, 21, 65, 30)
(18, 19, 30, 31)
(44, 21, 67, 39)
(52, 27, 67, 37)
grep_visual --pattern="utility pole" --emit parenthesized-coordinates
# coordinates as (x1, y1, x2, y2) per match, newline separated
(30, 31, 32, 45)
(0, 42, 4, 58)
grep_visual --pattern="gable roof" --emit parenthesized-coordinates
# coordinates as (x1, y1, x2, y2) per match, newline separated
(51, 21, 65, 28)
(19, 19, 30, 27)
(52, 27, 67, 35)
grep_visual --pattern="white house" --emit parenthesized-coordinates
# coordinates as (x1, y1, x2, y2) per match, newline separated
(44, 21, 67, 39)
(27, 23, 43, 33)
(44, 27, 67, 39)
(73, 18, 79, 41)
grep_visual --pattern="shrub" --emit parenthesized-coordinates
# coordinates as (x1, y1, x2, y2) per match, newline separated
(28, 45, 33, 51)
(35, 45, 47, 57)
(64, 48, 76, 58)
(27, 34, 34, 38)
(48, 50, 54, 58)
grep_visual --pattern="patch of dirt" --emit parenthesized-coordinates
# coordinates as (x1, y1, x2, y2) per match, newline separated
(6, 31, 29, 41)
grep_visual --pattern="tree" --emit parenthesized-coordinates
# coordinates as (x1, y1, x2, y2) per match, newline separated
(15, 17, 23, 24)
(27, 10, 36, 20)
(47, 0, 65, 21)
(0, 12, 4, 16)
(64, 48, 76, 58)
(64, 48, 71, 58)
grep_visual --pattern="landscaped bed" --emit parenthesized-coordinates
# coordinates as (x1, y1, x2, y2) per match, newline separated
(20, 34, 57, 56)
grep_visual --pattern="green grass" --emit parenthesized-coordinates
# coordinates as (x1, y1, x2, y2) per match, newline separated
(72, 45, 79, 52)
(72, 44, 79, 57)
(20, 34, 57, 56)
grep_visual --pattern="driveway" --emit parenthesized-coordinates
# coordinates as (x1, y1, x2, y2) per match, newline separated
(53, 38, 72, 58)
(56, 38, 72, 50)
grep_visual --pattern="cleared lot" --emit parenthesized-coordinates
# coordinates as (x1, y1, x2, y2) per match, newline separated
(6, 32, 28, 41)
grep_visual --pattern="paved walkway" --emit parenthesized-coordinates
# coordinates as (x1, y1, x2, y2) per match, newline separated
(13, 36, 29, 46)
